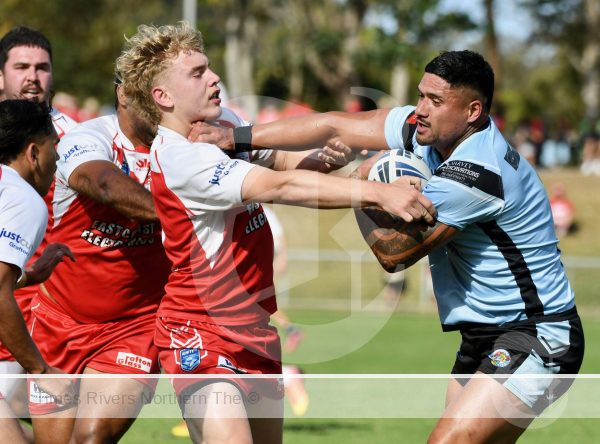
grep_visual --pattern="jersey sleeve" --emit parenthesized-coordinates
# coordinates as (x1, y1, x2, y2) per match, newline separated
(157, 141, 256, 212)
(384, 106, 417, 150)
(249, 146, 275, 167)
(424, 160, 505, 230)
(0, 189, 46, 273)
(56, 128, 113, 183)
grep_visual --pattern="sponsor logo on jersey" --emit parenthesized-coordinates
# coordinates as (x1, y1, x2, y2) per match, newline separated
(209, 160, 239, 185)
(62, 144, 93, 162)
(116, 352, 152, 373)
(80, 219, 158, 248)
(245, 208, 268, 235)
(0, 227, 32, 255)
(29, 381, 55, 404)
(180, 348, 201, 372)
(29, 381, 80, 406)
(435, 161, 504, 200)
(488, 349, 511, 368)
(135, 158, 151, 171)
(217, 355, 247, 374)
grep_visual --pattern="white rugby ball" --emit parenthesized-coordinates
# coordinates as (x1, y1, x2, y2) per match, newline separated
(367, 149, 432, 187)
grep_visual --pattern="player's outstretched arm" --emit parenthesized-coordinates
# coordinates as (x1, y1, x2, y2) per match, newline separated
(271, 140, 355, 173)
(240, 166, 436, 224)
(190, 109, 392, 152)
(69, 160, 157, 221)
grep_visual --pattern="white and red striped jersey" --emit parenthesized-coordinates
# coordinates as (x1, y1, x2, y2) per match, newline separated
(150, 123, 277, 327)
(44, 114, 171, 323)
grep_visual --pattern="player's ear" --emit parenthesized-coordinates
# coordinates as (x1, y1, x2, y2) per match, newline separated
(24, 142, 40, 167)
(116, 84, 128, 107)
(0, 70, 4, 91)
(152, 85, 173, 108)
(467, 99, 483, 124)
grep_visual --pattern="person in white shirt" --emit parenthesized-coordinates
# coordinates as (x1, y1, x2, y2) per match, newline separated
(0, 28, 77, 416)
(0, 99, 74, 444)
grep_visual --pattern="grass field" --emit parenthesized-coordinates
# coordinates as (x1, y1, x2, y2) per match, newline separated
(122, 311, 600, 443)
(121, 168, 600, 443)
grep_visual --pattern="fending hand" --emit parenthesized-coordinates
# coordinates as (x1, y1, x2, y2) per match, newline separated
(349, 151, 386, 180)
(316, 139, 356, 170)
(380, 181, 437, 225)
(188, 121, 234, 150)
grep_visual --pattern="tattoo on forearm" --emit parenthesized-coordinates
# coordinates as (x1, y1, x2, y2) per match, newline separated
(356, 208, 455, 270)
(372, 224, 455, 269)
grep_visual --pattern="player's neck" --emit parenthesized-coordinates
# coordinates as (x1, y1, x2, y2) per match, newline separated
(117, 108, 154, 148)
(160, 114, 193, 139)
(440, 116, 489, 160)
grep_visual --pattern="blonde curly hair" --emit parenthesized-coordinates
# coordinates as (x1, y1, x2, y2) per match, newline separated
(115, 22, 205, 125)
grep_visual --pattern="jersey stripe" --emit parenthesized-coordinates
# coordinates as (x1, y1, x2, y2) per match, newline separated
(477, 220, 544, 317)
(401, 111, 417, 152)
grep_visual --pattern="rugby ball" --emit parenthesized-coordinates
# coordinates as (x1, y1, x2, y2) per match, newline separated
(367, 149, 432, 187)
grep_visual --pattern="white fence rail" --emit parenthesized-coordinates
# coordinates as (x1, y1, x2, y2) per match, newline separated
(280, 249, 599, 311)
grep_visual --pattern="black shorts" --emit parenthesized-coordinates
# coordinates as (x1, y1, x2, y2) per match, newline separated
(451, 308, 584, 414)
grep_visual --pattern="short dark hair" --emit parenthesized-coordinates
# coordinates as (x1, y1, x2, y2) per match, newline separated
(424, 50, 495, 113)
(0, 100, 54, 164)
(0, 26, 53, 70)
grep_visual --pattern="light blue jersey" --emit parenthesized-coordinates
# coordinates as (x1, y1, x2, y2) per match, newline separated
(385, 106, 575, 330)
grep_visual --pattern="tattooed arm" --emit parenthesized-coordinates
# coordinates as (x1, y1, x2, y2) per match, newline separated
(354, 208, 458, 272)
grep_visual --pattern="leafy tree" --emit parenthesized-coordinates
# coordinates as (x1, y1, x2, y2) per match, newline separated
(0, 0, 180, 105)
(521, 0, 600, 124)
(356, 0, 475, 107)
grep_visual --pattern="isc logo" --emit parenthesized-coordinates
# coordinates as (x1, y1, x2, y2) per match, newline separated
(135, 158, 150, 170)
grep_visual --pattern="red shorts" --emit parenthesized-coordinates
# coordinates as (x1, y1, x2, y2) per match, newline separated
(155, 316, 283, 401)
(0, 286, 37, 361)
(28, 294, 160, 414)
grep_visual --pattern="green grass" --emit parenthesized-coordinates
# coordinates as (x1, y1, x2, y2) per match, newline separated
(121, 168, 600, 442)
(122, 311, 600, 443)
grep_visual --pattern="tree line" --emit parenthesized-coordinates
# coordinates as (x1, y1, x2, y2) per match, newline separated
(1, 0, 597, 134)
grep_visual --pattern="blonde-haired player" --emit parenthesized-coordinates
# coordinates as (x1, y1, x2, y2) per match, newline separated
(116, 22, 434, 444)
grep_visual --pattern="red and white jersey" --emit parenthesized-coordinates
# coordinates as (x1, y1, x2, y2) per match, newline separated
(44, 114, 171, 323)
(150, 122, 277, 327)
(0, 166, 47, 275)
(51, 108, 77, 139)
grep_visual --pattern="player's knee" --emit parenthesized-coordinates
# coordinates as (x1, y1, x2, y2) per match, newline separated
(427, 424, 476, 444)
(70, 420, 119, 444)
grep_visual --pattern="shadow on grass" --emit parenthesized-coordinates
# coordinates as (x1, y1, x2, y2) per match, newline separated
(284, 420, 370, 434)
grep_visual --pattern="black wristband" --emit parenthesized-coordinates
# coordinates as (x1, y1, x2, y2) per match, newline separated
(233, 125, 253, 153)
